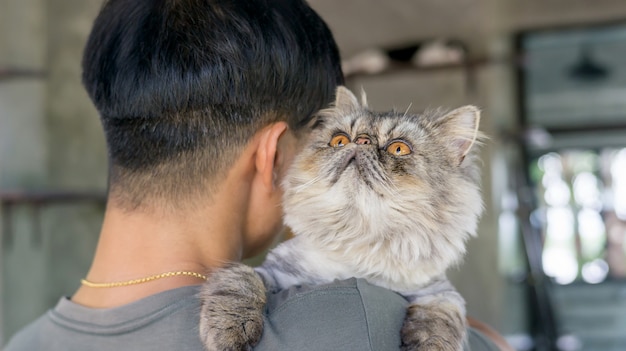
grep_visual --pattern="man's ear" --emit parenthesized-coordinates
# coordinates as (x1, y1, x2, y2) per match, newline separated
(255, 122, 289, 191)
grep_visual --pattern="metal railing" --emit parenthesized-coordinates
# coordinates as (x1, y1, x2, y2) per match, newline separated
(0, 68, 46, 81)
(0, 190, 106, 247)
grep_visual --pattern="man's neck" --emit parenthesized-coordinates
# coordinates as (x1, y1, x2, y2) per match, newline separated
(72, 194, 246, 308)
(71, 131, 278, 309)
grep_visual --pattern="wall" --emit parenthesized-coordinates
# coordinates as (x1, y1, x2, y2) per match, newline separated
(0, 0, 105, 342)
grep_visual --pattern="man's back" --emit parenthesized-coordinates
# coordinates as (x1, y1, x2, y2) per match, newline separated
(5, 279, 498, 350)
(5, 286, 204, 350)
(5, 280, 405, 350)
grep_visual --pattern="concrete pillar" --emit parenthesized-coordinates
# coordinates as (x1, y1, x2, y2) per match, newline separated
(1, 0, 105, 342)
(43, 0, 106, 311)
(46, 0, 107, 189)
(0, 0, 49, 343)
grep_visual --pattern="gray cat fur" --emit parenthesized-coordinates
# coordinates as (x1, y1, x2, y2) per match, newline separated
(200, 86, 485, 351)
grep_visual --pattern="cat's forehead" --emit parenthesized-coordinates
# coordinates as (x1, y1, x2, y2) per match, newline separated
(323, 109, 373, 129)
(321, 110, 426, 138)
(375, 112, 423, 135)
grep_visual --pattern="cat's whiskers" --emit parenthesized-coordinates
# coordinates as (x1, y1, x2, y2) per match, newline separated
(402, 103, 413, 118)
(292, 174, 324, 194)
(369, 164, 399, 197)
(379, 175, 400, 197)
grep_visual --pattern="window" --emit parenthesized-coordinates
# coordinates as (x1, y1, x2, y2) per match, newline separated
(521, 23, 626, 285)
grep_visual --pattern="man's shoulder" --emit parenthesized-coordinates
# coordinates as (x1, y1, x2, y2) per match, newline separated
(4, 287, 206, 351)
(4, 313, 48, 351)
(256, 278, 407, 351)
(258, 278, 500, 351)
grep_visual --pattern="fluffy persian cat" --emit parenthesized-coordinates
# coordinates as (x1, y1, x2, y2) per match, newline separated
(199, 86, 485, 351)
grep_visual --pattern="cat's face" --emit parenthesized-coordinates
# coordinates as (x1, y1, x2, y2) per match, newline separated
(282, 87, 484, 284)
(289, 108, 465, 201)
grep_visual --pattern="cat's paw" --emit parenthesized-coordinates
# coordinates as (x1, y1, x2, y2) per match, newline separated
(400, 304, 466, 351)
(199, 263, 267, 351)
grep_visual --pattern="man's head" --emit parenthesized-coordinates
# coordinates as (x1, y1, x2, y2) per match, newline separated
(83, 0, 343, 209)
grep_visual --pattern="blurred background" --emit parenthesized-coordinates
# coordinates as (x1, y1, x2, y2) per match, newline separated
(2, 0, 626, 350)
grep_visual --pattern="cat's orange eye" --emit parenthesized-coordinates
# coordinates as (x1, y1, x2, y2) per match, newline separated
(386, 141, 412, 156)
(329, 134, 350, 147)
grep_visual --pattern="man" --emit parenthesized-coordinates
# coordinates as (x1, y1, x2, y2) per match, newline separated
(5, 0, 500, 350)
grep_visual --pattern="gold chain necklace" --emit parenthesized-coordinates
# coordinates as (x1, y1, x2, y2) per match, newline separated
(80, 271, 207, 288)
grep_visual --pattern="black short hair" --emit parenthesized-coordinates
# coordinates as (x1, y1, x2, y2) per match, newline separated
(82, 0, 343, 208)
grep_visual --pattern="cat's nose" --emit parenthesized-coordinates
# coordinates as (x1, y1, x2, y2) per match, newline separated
(355, 135, 371, 145)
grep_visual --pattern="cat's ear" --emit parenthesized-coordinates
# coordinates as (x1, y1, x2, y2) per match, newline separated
(440, 105, 482, 165)
(333, 86, 361, 113)
(313, 87, 363, 129)
(359, 87, 369, 108)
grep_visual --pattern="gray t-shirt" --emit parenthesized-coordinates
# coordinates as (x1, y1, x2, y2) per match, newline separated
(4, 278, 497, 350)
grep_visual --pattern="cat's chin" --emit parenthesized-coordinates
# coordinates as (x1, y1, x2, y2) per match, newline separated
(283, 179, 482, 291)
(285, 203, 472, 287)
(277, 233, 465, 291)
